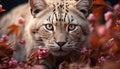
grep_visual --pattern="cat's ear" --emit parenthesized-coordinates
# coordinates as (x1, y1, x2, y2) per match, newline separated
(75, 0, 92, 17)
(29, 0, 48, 17)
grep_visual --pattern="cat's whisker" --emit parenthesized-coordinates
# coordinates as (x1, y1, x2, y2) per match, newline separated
(72, 46, 82, 52)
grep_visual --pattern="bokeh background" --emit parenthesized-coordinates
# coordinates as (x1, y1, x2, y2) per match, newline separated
(0, 0, 27, 16)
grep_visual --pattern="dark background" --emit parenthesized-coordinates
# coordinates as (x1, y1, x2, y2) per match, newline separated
(0, 0, 28, 16)
(106, 0, 119, 6)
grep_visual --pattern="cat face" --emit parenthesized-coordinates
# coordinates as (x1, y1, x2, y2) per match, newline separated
(25, 0, 92, 57)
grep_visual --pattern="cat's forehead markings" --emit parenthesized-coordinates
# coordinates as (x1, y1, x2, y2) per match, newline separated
(43, 20, 51, 24)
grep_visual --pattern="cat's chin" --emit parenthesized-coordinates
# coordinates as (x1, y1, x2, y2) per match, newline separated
(50, 50, 70, 56)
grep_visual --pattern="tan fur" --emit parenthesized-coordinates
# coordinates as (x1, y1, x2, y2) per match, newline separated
(0, 0, 92, 68)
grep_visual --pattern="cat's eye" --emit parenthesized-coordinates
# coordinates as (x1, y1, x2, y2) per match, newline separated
(45, 24, 54, 31)
(68, 24, 77, 31)
(34, 9, 41, 14)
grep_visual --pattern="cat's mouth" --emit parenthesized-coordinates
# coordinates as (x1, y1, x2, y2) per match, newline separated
(52, 48, 65, 52)
(50, 47, 70, 56)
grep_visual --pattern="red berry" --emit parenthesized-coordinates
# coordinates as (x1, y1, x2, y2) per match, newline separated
(19, 38, 25, 44)
(1, 34, 9, 41)
(17, 17, 25, 24)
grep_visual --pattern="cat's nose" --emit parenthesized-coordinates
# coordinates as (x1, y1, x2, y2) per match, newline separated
(56, 42, 66, 47)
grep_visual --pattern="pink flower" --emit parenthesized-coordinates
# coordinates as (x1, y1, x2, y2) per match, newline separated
(19, 38, 26, 44)
(97, 25, 106, 37)
(87, 13, 96, 23)
(104, 11, 113, 21)
(9, 58, 18, 64)
(17, 17, 25, 24)
(0, 4, 3, 9)
(8, 58, 18, 68)
(81, 48, 88, 54)
(37, 46, 49, 59)
(98, 56, 105, 63)
(2, 57, 31, 68)
(0, 34, 9, 41)
(114, 4, 120, 12)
